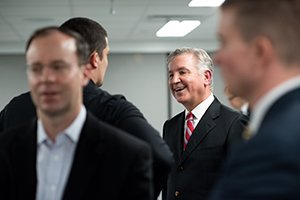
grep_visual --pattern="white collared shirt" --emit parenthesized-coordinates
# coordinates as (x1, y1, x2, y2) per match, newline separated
(250, 76, 300, 136)
(36, 105, 87, 200)
(240, 103, 249, 116)
(185, 93, 215, 131)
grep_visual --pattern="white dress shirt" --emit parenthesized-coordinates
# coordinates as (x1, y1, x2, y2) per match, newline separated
(36, 105, 87, 200)
(185, 93, 215, 132)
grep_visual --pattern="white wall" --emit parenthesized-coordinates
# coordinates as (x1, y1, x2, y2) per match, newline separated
(0, 53, 229, 135)
(0, 55, 29, 109)
(102, 53, 169, 134)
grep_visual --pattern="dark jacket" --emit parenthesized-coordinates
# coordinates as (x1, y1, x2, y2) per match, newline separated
(209, 88, 300, 200)
(0, 81, 174, 198)
(0, 112, 152, 200)
(163, 98, 246, 200)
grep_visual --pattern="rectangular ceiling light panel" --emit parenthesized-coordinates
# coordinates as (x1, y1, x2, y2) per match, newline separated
(188, 0, 225, 7)
(156, 20, 201, 37)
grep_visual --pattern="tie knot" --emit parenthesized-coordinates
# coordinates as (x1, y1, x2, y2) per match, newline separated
(186, 112, 194, 121)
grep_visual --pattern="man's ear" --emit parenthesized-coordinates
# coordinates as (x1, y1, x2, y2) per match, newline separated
(203, 70, 212, 86)
(89, 51, 99, 69)
(253, 36, 274, 68)
(82, 63, 92, 86)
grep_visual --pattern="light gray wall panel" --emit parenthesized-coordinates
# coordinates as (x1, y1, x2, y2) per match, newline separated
(102, 53, 169, 134)
(0, 53, 229, 135)
(0, 55, 29, 110)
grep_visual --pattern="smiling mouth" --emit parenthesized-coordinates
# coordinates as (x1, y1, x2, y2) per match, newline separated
(174, 86, 185, 92)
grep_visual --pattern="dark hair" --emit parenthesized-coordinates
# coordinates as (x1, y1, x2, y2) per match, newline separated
(221, 0, 300, 64)
(25, 26, 90, 65)
(60, 17, 108, 59)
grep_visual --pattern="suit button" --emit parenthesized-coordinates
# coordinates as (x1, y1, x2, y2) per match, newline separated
(175, 191, 180, 197)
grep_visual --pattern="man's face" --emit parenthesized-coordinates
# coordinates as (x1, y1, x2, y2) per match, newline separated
(26, 31, 87, 117)
(214, 9, 259, 100)
(168, 53, 211, 111)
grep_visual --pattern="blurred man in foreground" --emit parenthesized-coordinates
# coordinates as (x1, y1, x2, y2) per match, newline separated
(0, 26, 152, 200)
(210, 0, 300, 199)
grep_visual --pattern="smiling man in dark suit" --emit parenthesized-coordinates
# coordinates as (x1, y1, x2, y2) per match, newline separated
(162, 47, 246, 200)
(0, 26, 152, 200)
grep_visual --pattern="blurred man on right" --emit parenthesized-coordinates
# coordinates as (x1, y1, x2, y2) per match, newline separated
(210, 0, 300, 199)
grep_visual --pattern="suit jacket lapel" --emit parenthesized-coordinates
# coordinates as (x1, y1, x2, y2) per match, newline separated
(12, 119, 37, 199)
(181, 99, 220, 163)
(175, 112, 185, 161)
(63, 113, 105, 200)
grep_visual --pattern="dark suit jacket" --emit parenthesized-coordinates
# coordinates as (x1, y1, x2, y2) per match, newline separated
(0, 112, 152, 200)
(163, 98, 246, 200)
(209, 88, 300, 200)
(0, 81, 173, 198)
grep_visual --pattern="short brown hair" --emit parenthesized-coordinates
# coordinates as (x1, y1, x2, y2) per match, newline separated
(221, 0, 300, 65)
(25, 26, 90, 66)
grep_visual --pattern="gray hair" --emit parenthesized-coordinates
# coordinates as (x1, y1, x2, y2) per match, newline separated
(167, 47, 214, 88)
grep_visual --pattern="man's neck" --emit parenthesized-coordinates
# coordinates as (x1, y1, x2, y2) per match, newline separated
(37, 106, 81, 142)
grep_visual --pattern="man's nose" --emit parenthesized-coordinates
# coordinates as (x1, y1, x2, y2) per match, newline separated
(170, 74, 181, 84)
(40, 66, 57, 82)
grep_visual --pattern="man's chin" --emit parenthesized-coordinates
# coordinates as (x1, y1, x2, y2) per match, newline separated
(39, 106, 65, 117)
(175, 96, 187, 105)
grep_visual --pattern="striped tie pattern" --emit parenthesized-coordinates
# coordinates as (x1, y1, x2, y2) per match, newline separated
(184, 112, 194, 150)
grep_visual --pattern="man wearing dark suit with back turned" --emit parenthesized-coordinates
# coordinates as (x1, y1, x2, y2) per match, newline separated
(0, 26, 152, 200)
(163, 48, 246, 200)
(0, 17, 173, 199)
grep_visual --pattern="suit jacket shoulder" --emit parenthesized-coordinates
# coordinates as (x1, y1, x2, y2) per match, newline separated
(163, 98, 246, 148)
(0, 92, 35, 132)
(209, 89, 300, 200)
(83, 81, 144, 125)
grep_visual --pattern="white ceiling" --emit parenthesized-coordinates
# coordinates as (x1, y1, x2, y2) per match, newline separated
(0, 0, 220, 54)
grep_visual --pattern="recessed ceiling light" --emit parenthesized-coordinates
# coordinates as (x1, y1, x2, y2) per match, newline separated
(188, 0, 225, 7)
(156, 20, 201, 37)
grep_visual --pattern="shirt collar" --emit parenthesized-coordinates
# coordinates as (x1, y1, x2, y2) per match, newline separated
(185, 93, 214, 120)
(240, 103, 249, 116)
(37, 105, 87, 145)
(250, 76, 300, 135)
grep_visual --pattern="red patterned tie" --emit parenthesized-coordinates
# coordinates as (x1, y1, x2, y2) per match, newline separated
(184, 112, 194, 150)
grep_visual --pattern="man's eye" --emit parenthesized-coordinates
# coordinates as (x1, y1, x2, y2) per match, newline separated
(52, 64, 63, 70)
(30, 65, 42, 73)
(51, 63, 68, 71)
